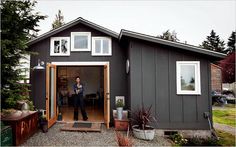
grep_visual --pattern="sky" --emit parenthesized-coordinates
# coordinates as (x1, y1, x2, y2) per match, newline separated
(34, 0, 236, 46)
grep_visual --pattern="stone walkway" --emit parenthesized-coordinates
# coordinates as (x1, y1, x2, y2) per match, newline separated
(214, 122, 236, 136)
(21, 123, 172, 146)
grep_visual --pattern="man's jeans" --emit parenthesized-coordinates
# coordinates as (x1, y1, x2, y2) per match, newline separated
(73, 94, 88, 121)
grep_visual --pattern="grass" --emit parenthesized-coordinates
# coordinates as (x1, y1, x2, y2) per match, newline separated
(213, 105, 236, 127)
(216, 130, 236, 146)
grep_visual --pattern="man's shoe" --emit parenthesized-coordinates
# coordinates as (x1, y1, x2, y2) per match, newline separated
(83, 117, 88, 121)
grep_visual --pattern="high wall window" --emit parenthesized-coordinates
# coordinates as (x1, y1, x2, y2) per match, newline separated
(50, 37, 70, 56)
(176, 61, 201, 95)
(71, 32, 91, 51)
(92, 37, 112, 56)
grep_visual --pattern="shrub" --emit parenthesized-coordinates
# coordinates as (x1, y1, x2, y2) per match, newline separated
(115, 131, 133, 147)
(170, 133, 220, 146)
(131, 104, 157, 130)
(170, 133, 188, 146)
(116, 99, 124, 108)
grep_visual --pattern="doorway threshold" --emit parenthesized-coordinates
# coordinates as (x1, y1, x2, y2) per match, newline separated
(56, 120, 104, 124)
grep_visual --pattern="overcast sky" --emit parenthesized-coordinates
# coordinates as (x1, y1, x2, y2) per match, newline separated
(35, 0, 236, 46)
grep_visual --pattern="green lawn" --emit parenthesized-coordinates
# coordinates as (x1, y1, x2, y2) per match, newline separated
(216, 130, 236, 146)
(213, 105, 236, 127)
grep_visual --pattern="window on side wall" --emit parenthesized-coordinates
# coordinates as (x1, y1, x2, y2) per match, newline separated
(50, 37, 70, 56)
(92, 37, 112, 56)
(176, 61, 201, 95)
(71, 32, 91, 51)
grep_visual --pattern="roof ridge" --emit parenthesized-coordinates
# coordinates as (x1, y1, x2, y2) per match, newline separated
(28, 17, 118, 45)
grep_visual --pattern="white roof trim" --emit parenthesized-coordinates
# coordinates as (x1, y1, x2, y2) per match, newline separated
(28, 17, 119, 45)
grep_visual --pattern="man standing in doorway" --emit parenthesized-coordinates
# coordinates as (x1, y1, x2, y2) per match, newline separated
(73, 76, 88, 121)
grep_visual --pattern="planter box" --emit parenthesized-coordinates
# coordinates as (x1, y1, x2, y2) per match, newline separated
(1, 111, 38, 146)
(114, 118, 129, 131)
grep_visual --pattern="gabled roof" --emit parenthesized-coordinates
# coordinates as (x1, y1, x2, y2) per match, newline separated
(28, 17, 119, 45)
(28, 17, 226, 59)
(119, 29, 226, 59)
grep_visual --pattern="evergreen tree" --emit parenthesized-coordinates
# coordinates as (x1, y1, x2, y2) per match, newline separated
(159, 30, 179, 42)
(1, 0, 46, 109)
(224, 31, 235, 54)
(52, 10, 65, 29)
(200, 30, 225, 53)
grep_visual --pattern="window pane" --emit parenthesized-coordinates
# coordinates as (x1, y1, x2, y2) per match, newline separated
(95, 40, 101, 53)
(103, 39, 109, 54)
(180, 65, 195, 91)
(61, 39, 68, 54)
(54, 40, 60, 53)
(74, 35, 88, 49)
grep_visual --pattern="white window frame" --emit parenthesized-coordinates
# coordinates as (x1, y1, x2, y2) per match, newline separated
(92, 37, 112, 56)
(50, 37, 70, 56)
(176, 61, 201, 95)
(71, 32, 91, 51)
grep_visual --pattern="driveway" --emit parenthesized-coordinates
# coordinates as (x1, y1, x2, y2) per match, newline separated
(21, 123, 171, 146)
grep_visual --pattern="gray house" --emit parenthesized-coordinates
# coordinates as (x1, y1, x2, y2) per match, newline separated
(28, 17, 225, 134)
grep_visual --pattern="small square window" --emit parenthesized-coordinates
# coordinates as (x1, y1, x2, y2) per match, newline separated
(71, 32, 91, 51)
(92, 37, 112, 56)
(50, 37, 70, 56)
(176, 61, 201, 95)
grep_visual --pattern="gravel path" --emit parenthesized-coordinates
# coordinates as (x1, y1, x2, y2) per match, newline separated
(21, 123, 171, 146)
(214, 122, 236, 136)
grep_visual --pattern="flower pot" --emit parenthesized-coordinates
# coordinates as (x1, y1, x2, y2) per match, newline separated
(116, 107, 123, 120)
(132, 125, 155, 140)
(40, 121, 48, 133)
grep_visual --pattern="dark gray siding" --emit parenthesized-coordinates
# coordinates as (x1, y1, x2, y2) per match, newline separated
(29, 23, 128, 120)
(129, 39, 212, 130)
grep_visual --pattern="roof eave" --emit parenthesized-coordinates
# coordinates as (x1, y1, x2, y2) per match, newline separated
(119, 29, 226, 59)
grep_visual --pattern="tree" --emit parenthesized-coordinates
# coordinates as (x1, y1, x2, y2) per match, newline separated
(219, 52, 235, 83)
(200, 30, 225, 53)
(1, 0, 46, 109)
(223, 31, 235, 54)
(52, 10, 65, 29)
(159, 30, 179, 42)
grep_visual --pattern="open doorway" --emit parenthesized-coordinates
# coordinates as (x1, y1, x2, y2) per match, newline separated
(57, 66, 104, 122)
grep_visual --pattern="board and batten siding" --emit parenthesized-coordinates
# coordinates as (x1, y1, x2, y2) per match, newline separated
(129, 39, 212, 130)
(29, 23, 128, 120)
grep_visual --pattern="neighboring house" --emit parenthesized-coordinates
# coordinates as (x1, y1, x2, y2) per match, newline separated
(211, 64, 222, 92)
(18, 55, 30, 84)
(27, 17, 225, 135)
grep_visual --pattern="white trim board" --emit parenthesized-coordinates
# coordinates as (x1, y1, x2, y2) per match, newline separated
(51, 61, 109, 66)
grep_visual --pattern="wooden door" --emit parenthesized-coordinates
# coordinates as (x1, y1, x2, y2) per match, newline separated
(46, 63, 57, 128)
(104, 64, 110, 128)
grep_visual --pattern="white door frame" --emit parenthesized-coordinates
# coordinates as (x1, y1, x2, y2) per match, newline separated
(51, 61, 109, 66)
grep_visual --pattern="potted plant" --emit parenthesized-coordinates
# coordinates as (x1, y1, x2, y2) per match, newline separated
(39, 116, 48, 133)
(116, 99, 124, 120)
(131, 105, 157, 140)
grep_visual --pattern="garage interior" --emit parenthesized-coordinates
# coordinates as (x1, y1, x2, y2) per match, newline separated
(57, 66, 104, 122)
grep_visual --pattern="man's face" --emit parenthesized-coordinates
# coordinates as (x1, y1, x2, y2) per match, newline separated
(76, 78, 80, 83)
